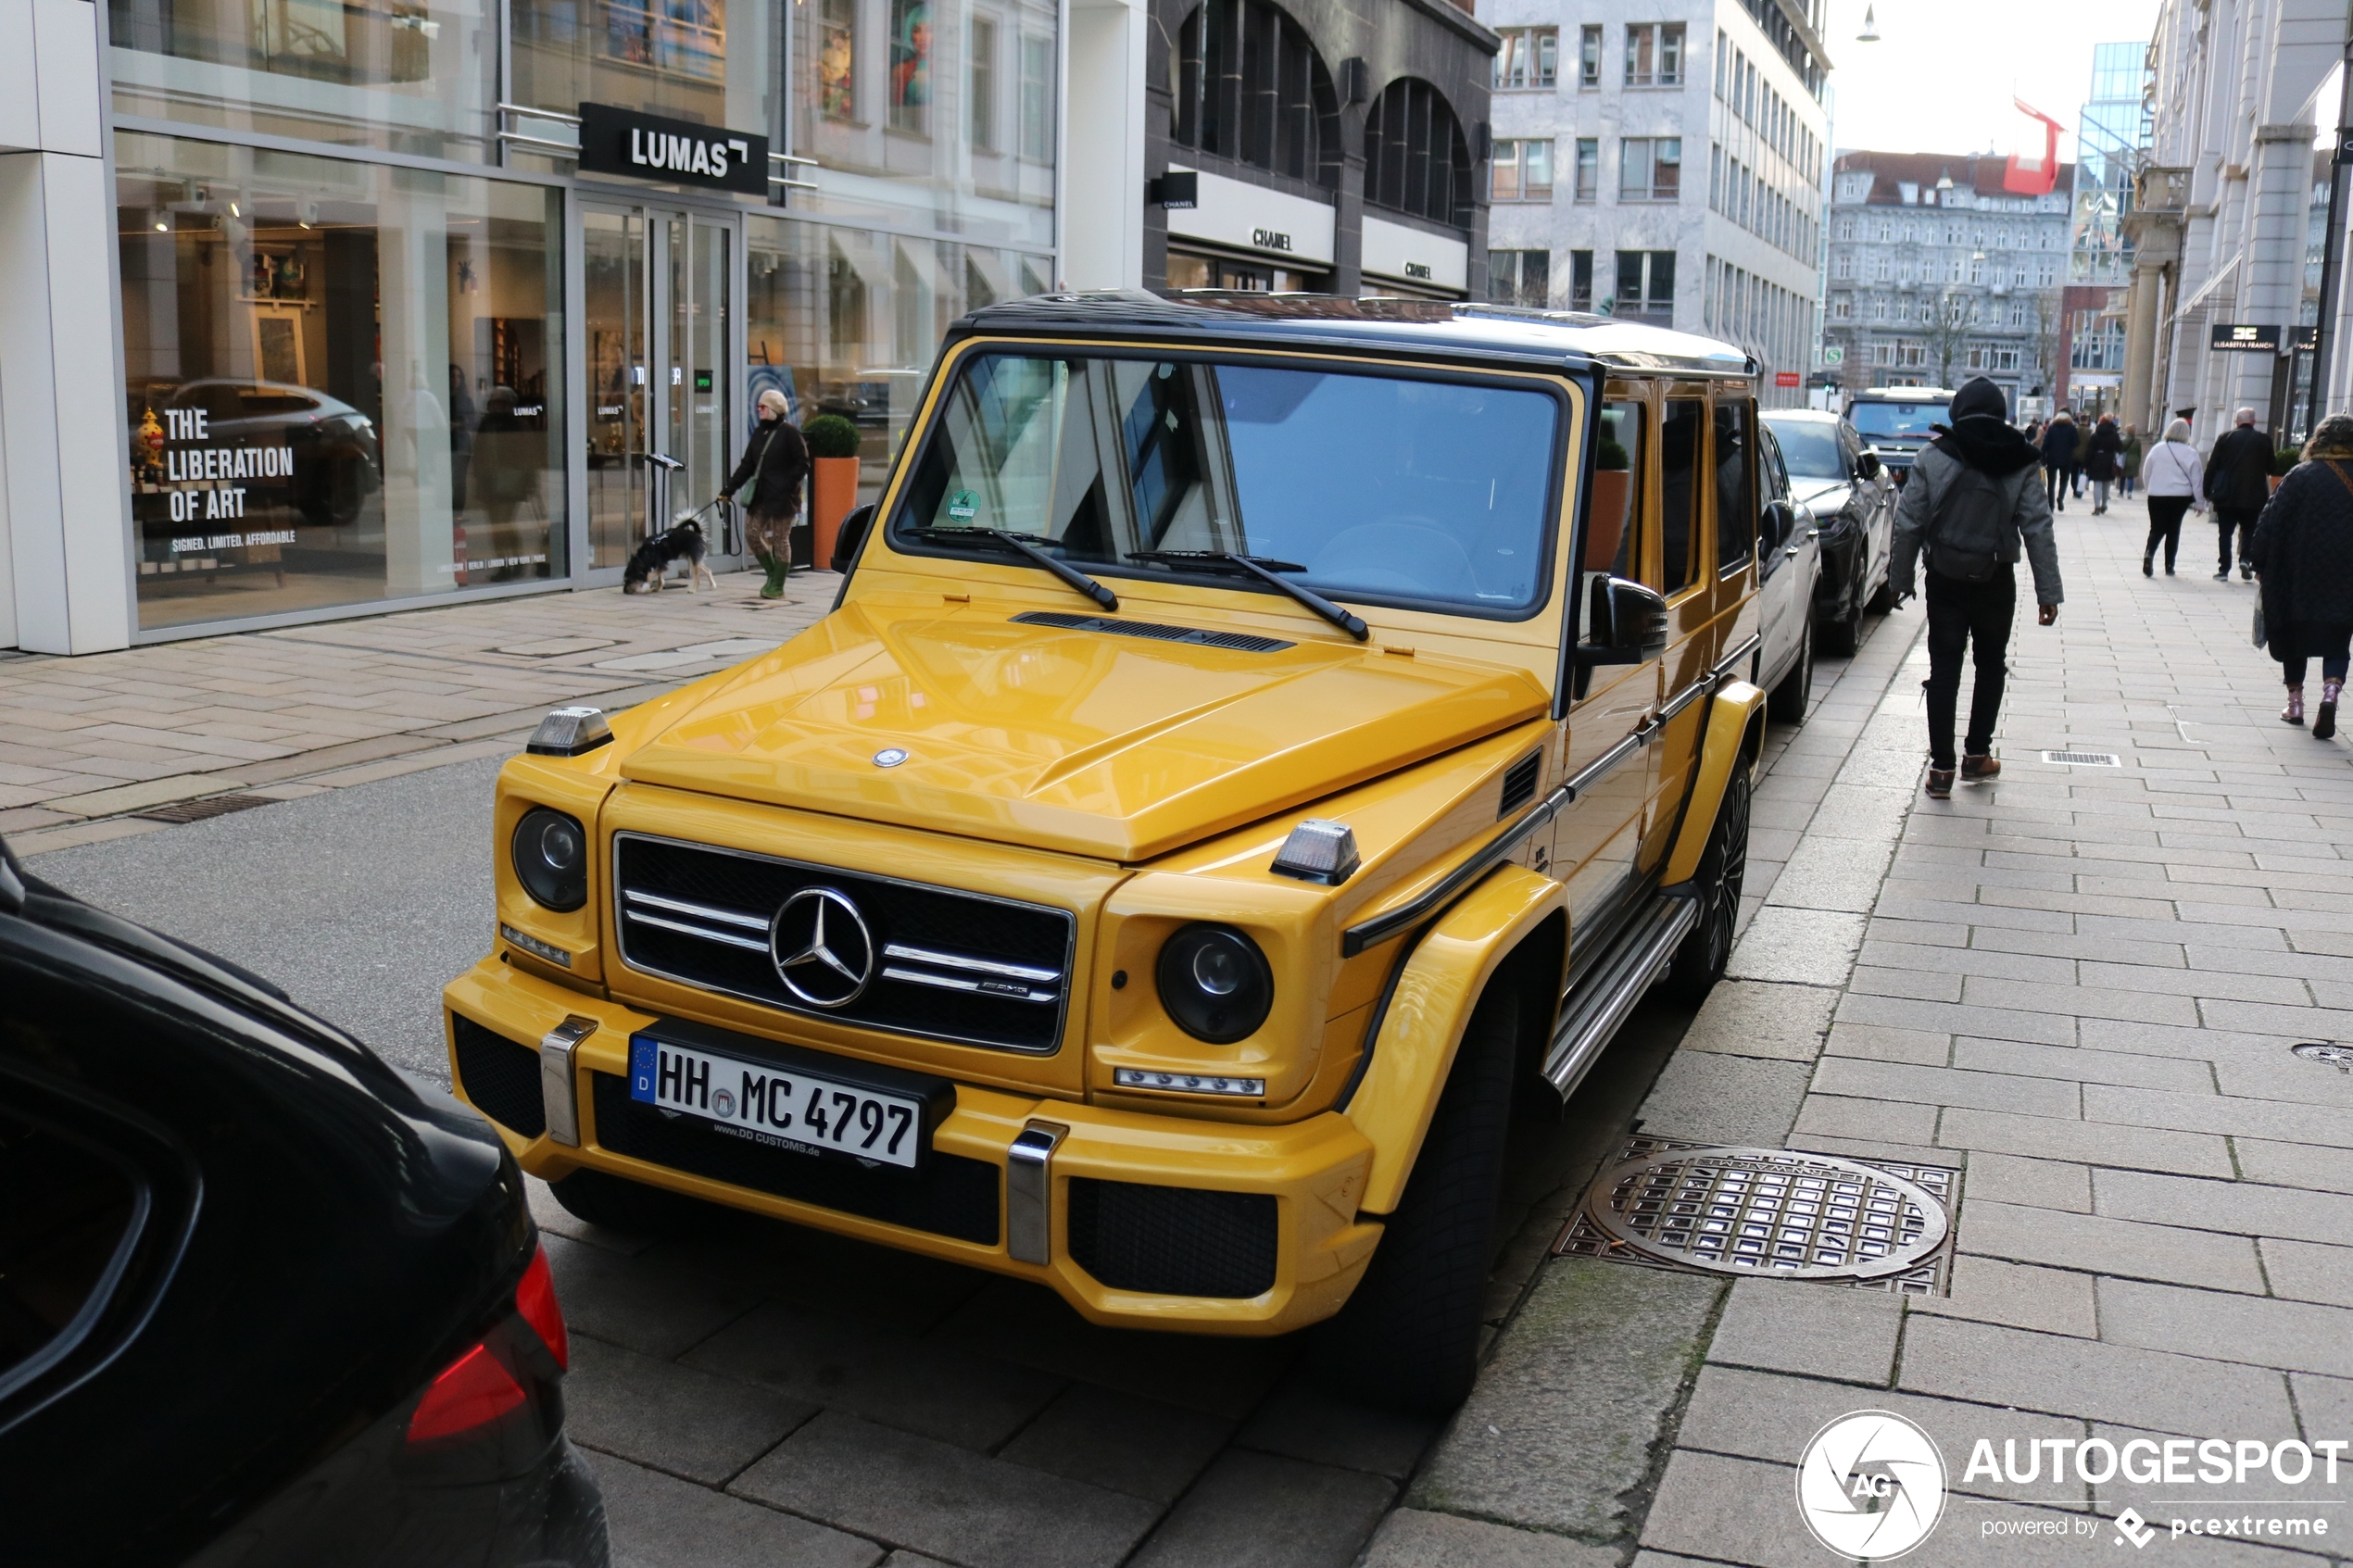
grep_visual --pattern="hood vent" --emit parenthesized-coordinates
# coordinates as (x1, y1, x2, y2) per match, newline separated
(1013, 611, 1294, 654)
(1500, 749, 1542, 817)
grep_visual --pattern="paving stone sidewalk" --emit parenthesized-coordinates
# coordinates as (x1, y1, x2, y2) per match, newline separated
(1398, 491, 2353, 1566)
(0, 570, 837, 851)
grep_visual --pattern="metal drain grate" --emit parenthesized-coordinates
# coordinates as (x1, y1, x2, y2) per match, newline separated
(134, 793, 277, 824)
(2040, 749, 2120, 767)
(2292, 1042, 2353, 1073)
(1554, 1135, 1959, 1295)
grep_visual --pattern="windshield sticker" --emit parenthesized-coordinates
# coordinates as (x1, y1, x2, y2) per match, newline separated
(947, 489, 978, 523)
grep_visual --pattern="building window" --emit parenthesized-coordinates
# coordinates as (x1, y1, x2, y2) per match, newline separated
(1620, 137, 1680, 202)
(887, 0, 931, 133)
(1494, 28, 1558, 90)
(1870, 296, 1887, 320)
(1569, 249, 1594, 309)
(1615, 249, 1675, 320)
(1575, 138, 1598, 202)
(1490, 249, 1550, 307)
(1871, 342, 1894, 365)
(819, 0, 858, 119)
(1169, 0, 1340, 186)
(1363, 78, 1474, 226)
(1491, 140, 1554, 202)
(1579, 25, 1603, 87)
(1020, 34, 1053, 161)
(969, 16, 998, 151)
(1625, 22, 1684, 86)
(1832, 294, 1852, 319)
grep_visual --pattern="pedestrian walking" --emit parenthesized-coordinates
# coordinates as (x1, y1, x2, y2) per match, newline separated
(721, 388, 812, 598)
(2250, 415, 2353, 738)
(2204, 407, 2275, 581)
(2040, 410, 2080, 512)
(1890, 376, 2066, 799)
(2139, 418, 2204, 576)
(2084, 415, 2122, 513)
(2120, 423, 2144, 497)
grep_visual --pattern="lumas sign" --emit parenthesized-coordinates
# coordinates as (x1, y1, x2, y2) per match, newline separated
(577, 103, 768, 195)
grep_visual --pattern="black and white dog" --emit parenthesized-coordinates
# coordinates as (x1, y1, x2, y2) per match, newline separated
(622, 518, 717, 594)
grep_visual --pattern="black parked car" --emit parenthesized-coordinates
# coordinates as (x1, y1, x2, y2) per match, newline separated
(0, 838, 606, 1568)
(1764, 408, 1897, 656)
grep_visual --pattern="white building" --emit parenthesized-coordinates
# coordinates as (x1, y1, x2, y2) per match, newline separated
(2122, 0, 2346, 441)
(1821, 152, 2075, 410)
(1478, 0, 1831, 405)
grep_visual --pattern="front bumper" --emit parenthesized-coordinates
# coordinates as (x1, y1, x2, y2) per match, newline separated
(444, 958, 1381, 1336)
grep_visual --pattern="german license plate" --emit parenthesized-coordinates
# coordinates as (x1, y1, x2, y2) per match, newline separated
(627, 1035, 925, 1169)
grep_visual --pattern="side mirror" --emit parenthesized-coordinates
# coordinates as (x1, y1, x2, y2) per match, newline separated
(1856, 449, 1882, 481)
(1758, 500, 1793, 553)
(830, 504, 876, 571)
(1576, 575, 1669, 669)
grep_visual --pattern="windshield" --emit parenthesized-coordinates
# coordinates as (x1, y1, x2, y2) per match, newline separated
(1849, 401, 1944, 440)
(890, 352, 1565, 618)
(1762, 419, 1844, 480)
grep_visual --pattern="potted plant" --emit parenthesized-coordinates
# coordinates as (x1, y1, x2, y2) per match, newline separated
(2272, 445, 2301, 492)
(802, 415, 863, 568)
(1585, 437, 1633, 570)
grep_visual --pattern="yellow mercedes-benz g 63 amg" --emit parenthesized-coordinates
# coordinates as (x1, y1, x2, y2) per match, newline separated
(445, 293, 1769, 1412)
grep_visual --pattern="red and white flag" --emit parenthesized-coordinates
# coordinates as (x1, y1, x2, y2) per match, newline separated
(2004, 99, 2066, 194)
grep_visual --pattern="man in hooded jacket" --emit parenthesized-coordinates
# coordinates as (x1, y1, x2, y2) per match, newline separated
(1890, 376, 2066, 798)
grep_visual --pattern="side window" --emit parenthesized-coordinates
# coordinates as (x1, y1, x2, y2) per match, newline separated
(1713, 399, 1755, 573)
(1590, 400, 1645, 583)
(1659, 399, 1705, 595)
(0, 1105, 140, 1392)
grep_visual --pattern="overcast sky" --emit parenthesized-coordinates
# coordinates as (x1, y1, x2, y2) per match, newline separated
(1818, 0, 2164, 163)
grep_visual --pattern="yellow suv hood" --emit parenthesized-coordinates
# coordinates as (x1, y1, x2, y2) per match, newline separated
(618, 598, 1550, 861)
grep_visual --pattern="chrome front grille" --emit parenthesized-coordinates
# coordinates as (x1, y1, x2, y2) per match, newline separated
(611, 833, 1076, 1053)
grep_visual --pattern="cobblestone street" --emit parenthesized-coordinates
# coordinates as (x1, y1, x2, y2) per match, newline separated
(21, 492, 2353, 1566)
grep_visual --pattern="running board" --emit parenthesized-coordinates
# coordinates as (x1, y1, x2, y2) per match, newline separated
(1541, 893, 1698, 1099)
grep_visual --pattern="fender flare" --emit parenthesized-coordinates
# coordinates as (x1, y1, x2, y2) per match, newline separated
(1664, 679, 1766, 885)
(1340, 863, 1566, 1215)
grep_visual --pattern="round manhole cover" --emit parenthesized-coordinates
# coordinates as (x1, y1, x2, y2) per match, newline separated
(1585, 1147, 1949, 1281)
(2293, 1042, 2353, 1072)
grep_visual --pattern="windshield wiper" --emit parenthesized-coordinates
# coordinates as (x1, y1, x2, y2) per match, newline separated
(1128, 550, 1369, 642)
(907, 527, 1118, 612)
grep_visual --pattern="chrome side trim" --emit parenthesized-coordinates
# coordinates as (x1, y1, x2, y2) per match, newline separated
(624, 888, 770, 930)
(1541, 895, 1698, 1098)
(1006, 1120, 1067, 1264)
(1565, 724, 1651, 795)
(539, 1016, 598, 1147)
(1716, 633, 1762, 679)
(623, 909, 771, 953)
(881, 966, 1059, 1003)
(882, 942, 1061, 984)
(1341, 781, 1572, 958)
(1657, 678, 1711, 723)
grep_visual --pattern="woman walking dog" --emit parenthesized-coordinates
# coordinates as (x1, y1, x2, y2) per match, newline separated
(723, 388, 812, 598)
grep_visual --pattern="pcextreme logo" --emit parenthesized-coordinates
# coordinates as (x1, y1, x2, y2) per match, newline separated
(1795, 1411, 1949, 1559)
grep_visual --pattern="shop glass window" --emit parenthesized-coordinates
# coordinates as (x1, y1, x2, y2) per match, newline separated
(888, 0, 932, 133)
(970, 16, 999, 150)
(1168, 0, 1340, 188)
(1575, 138, 1598, 202)
(820, 0, 857, 119)
(107, 0, 497, 159)
(1491, 140, 1553, 203)
(1579, 26, 1602, 87)
(1493, 28, 1557, 90)
(1020, 34, 1054, 162)
(1619, 137, 1680, 202)
(892, 354, 1566, 619)
(511, 0, 769, 148)
(747, 216, 1052, 513)
(1658, 399, 1704, 595)
(1625, 23, 1683, 86)
(1714, 400, 1755, 572)
(1488, 249, 1549, 307)
(117, 132, 566, 631)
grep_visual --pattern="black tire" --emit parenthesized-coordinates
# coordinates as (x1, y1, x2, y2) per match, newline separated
(547, 1167, 724, 1235)
(1308, 985, 1518, 1416)
(1818, 598, 1860, 657)
(1767, 615, 1813, 724)
(1865, 567, 1896, 615)
(1663, 762, 1752, 1003)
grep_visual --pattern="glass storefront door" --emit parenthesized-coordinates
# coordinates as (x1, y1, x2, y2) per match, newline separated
(584, 200, 740, 571)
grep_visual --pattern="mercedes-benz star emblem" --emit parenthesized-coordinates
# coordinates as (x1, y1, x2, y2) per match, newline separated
(873, 747, 909, 768)
(769, 887, 875, 1008)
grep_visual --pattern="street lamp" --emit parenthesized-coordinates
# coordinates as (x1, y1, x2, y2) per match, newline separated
(1856, 4, 1880, 42)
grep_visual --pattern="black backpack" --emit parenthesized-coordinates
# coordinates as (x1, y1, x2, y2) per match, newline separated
(1923, 461, 2020, 583)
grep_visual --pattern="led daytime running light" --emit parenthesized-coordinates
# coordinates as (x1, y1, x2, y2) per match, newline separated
(1114, 1068, 1266, 1097)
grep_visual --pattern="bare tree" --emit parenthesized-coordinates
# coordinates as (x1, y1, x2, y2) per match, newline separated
(1924, 288, 1973, 387)
(2032, 290, 2066, 398)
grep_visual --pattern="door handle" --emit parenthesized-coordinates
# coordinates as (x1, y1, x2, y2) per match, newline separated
(1784, 544, 1801, 556)
(640, 452, 686, 472)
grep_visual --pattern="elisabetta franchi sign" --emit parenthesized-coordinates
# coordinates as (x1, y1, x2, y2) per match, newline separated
(576, 103, 769, 195)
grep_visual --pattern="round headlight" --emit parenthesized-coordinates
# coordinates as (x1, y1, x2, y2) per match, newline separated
(1155, 923, 1274, 1044)
(511, 807, 588, 911)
